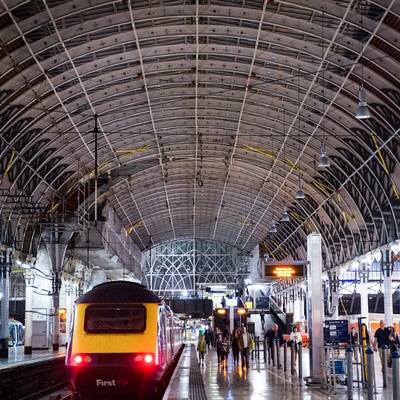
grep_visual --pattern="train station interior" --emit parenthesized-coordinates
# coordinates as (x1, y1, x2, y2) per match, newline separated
(0, 0, 400, 399)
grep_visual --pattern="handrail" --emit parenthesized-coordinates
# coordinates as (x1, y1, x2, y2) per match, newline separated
(269, 297, 286, 329)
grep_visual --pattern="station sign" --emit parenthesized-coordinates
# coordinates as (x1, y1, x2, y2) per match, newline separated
(263, 260, 306, 279)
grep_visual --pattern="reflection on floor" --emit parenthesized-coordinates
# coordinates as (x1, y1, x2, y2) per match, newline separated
(198, 343, 395, 400)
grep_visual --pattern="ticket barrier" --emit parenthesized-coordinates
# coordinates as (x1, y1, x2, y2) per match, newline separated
(264, 339, 303, 382)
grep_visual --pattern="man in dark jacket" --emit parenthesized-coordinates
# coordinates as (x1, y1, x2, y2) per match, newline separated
(373, 320, 390, 370)
(265, 323, 283, 366)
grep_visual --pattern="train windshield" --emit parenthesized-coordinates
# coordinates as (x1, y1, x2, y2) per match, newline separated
(84, 305, 146, 333)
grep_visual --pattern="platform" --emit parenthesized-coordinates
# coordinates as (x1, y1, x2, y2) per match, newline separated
(165, 341, 396, 400)
(0, 346, 65, 370)
(1, 343, 397, 400)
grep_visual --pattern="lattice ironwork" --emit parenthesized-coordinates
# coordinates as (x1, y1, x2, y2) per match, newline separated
(141, 239, 249, 298)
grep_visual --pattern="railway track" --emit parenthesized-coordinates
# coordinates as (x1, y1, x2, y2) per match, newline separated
(1, 344, 185, 400)
(0, 356, 69, 400)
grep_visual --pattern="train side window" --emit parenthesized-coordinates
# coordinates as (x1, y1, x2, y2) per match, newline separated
(84, 305, 146, 333)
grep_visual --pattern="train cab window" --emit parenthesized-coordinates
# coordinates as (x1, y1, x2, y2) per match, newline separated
(85, 305, 146, 333)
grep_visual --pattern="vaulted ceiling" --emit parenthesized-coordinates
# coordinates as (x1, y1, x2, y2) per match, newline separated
(0, 0, 399, 272)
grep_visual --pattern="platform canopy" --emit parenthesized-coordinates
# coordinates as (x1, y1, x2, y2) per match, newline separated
(0, 1, 399, 275)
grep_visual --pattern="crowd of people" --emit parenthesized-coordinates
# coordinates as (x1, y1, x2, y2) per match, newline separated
(196, 313, 400, 377)
(197, 325, 255, 370)
(196, 315, 304, 371)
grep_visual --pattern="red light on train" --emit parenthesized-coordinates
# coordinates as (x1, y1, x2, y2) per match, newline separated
(72, 354, 92, 365)
(133, 353, 155, 365)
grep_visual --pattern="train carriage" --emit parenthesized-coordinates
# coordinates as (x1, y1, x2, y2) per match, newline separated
(66, 281, 183, 400)
(8, 319, 24, 346)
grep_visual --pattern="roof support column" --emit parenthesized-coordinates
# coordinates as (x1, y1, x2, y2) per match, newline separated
(23, 257, 36, 355)
(359, 262, 369, 330)
(43, 228, 73, 351)
(0, 248, 12, 358)
(382, 249, 393, 327)
(305, 233, 324, 384)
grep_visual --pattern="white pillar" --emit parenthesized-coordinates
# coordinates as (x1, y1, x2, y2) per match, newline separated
(65, 281, 76, 346)
(0, 248, 12, 358)
(382, 250, 393, 326)
(306, 233, 324, 383)
(359, 262, 369, 329)
(23, 259, 36, 354)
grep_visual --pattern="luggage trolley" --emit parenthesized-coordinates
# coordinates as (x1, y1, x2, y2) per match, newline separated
(329, 356, 347, 385)
(322, 320, 350, 389)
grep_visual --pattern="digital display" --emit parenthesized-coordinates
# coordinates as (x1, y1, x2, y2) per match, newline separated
(264, 261, 306, 278)
(324, 320, 349, 344)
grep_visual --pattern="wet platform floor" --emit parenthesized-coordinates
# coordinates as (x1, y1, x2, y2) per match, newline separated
(165, 342, 396, 400)
(1, 344, 397, 400)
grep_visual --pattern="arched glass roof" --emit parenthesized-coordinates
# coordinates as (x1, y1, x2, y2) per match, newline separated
(0, 0, 399, 273)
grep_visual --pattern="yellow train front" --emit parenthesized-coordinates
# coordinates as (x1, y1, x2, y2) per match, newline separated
(66, 281, 183, 400)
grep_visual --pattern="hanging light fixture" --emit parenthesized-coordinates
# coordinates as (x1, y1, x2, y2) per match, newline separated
(319, 10, 330, 168)
(295, 177, 305, 199)
(281, 108, 290, 222)
(355, 85, 371, 119)
(318, 142, 330, 168)
(269, 221, 277, 233)
(280, 205, 290, 222)
(355, 6, 371, 120)
(295, 68, 305, 200)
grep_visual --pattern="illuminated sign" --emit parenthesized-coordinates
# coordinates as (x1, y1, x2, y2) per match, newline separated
(236, 307, 247, 315)
(264, 261, 306, 279)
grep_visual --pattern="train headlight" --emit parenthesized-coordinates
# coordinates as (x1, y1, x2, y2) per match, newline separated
(143, 354, 153, 364)
(73, 354, 83, 364)
(72, 354, 92, 365)
(133, 353, 155, 366)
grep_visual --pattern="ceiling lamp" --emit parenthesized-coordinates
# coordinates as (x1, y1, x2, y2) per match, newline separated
(295, 68, 305, 200)
(280, 205, 290, 222)
(355, 8, 371, 120)
(269, 222, 277, 233)
(318, 142, 330, 168)
(295, 178, 305, 199)
(318, 11, 330, 169)
(355, 85, 371, 119)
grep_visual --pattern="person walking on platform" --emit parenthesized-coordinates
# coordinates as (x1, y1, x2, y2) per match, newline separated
(205, 329, 211, 350)
(238, 325, 254, 370)
(373, 319, 390, 371)
(289, 326, 302, 362)
(260, 310, 265, 331)
(215, 327, 223, 364)
(387, 326, 399, 367)
(265, 323, 283, 366)
(218, 331, 230, 369)
(197, 333, 206, 366)
(231, 327, 240, 366)
(350, 326, 359, 345)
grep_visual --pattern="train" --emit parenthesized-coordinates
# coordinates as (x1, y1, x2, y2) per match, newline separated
(8, 319, 24, 346)
(66, 280, 184, 400)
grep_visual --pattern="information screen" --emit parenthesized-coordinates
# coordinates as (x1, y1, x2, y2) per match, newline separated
(264, 261, 306, 278)
(324, 320, 349, 344)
